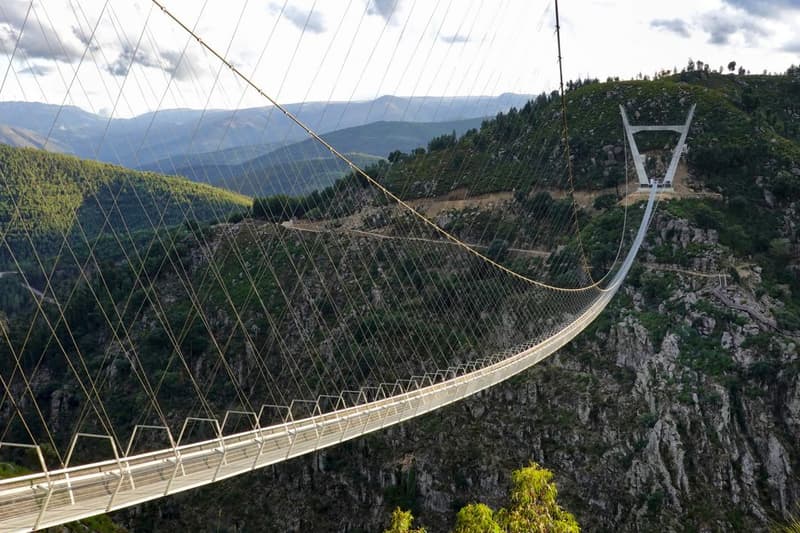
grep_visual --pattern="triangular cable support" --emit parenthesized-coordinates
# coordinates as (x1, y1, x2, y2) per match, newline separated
(620, 104, 696, 190)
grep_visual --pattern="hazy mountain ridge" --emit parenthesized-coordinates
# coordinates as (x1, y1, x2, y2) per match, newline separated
(171, 152, 385, 197)
(142, 118, 484, 196)
(0, 94, 532, 169)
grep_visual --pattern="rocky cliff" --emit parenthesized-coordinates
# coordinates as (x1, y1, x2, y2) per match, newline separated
(2, 72, 797, 532)
(114, 195, 799, 532)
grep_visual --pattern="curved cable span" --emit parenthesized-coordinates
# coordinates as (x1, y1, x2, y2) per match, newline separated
(0, 186, 658, 532)
(147, 0, 626, 294)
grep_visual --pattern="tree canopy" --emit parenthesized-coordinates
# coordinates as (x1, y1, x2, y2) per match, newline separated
(386, 463, 579, 533)
(453, 503, 503, 533)
(385, 508, 427, 533)
(494, 463, 580, 533)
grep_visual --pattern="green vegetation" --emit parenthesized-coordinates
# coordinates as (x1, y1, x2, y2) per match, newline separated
(360, 71, 800, 206)
(0, 144, 249, 268)
(385, 508, 427, 533)
(492, 463, 580, 533)
(592, 193, 618, 211)
(678, 325, 735, 377)
(773, 515, 800, 533)
(384, 467, 420, 514)
(581, 205, 630, 276)
(65, 515, 128, 533)
(0, 462, 30, 479)
(2, 70, 799, 532)
(387, 463, 579, 533)
(662, 198, 800, 313)
(252, 163, 380, 222)
(453, 503, 502, 533)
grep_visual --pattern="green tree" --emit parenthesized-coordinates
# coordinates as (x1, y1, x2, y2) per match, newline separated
(494, 463, 580, 533)
(447, 463, 579, 533)
(453, 503, 502, 533)
(486, 239, 510, 262)
(428, 130, 457, 152)
(592, 193, 617, 211)
(768, 238, 792, 260)
(384, 508, 426, 533)
(388, 150, 407, 163)
(741, 87, 759, 112)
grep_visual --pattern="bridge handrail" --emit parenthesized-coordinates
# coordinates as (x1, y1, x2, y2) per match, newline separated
(0, 188, 657, 531)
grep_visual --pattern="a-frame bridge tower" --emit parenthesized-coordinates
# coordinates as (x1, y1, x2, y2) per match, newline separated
(620, 104, 696, 191)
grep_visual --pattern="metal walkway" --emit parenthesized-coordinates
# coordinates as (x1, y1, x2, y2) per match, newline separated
(0, 188, 657, 532)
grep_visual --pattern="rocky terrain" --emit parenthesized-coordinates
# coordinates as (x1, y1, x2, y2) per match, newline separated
(2, 71, 798, 532)
(116, 200, 800, 532)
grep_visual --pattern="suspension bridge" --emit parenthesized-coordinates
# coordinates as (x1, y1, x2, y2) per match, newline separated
(0, 1, 689, 530)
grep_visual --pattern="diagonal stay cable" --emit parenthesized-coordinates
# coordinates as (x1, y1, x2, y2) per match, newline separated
(149, 0, 613, 294)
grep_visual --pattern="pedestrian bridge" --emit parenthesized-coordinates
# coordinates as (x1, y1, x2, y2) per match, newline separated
(0, 0, 680, 530)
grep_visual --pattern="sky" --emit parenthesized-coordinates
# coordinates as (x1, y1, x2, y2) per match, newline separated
(0, 0, 799, 118)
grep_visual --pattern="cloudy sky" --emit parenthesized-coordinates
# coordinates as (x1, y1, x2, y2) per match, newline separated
(0, 0, 798, 118)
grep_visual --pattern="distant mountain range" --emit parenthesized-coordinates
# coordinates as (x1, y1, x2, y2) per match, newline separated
(0, 125, 69, 152)
(140, 117, 485, 197)
(0, 94, 532, 169)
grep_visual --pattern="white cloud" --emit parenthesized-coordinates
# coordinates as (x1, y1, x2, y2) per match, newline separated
(722, 0, 800, 17)
(0, 0, 83, 62)
(700, 11, 767, 45)
(0, 0, 799, 117)
(367, 0, 401, 22)
(650, 18, 691, 38)
(274, 4, 325, 34)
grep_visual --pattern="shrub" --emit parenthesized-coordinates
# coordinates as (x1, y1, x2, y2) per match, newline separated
(384, 508, 426, 533)
(486, 239, 510, 262)
(772, 170, 800, 202)
(593, 193, 618, 210)
(777, 307, 800, 331)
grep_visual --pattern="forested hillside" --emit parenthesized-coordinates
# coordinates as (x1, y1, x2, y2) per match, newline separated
(141, 70, 799, 531)
(0, 144, 249, 270)
(378, 70, 800, 201)
(0, 69, 798, 532)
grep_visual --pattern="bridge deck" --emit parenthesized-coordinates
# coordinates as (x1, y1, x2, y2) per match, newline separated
(0, 189, 657, 532)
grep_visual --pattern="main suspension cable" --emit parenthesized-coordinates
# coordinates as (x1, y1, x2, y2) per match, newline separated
(149, 0, 618, 294)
